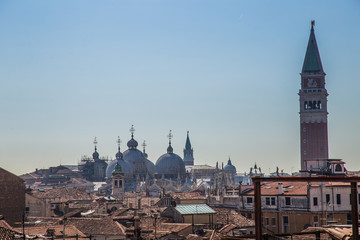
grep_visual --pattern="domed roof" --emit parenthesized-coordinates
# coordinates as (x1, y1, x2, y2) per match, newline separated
(116, 150, 123, 159)
(127, 137, 138, 149)
(106, 158, 133, 179)
(224, 158, 236, 172)
(113, 163, 122, 174)
(92, 147, 99, 160)
(156, 142, 186, 176)
(156, 152, 186, 175)
(123, 148, 149, 176)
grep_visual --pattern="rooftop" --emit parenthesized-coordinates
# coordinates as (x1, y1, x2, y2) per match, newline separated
(175, 204, 216, 215)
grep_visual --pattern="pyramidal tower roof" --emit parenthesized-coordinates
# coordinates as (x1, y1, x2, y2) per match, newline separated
(185, 131, 192, 149)
(302, 21, 324, 74)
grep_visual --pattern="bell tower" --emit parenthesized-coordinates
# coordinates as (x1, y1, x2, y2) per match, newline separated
(299, 21, 329, 171)
(183, 131, 194, 166)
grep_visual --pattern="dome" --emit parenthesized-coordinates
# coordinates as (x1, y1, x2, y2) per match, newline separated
(224, 158, 236, 172)
(92, 148, 99, 160)
(156, 152, 186, 176)
(115, 149, 123, 159)
(113, 163, 122, 174)
(127, 137, 138, 149)
(123, 148, 149, 177)
(106, 158, 133, 179)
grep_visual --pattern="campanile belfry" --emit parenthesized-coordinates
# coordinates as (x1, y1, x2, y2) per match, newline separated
(299, 21, 329, 171)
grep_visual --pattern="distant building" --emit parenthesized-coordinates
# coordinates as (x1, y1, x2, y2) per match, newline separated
(78, 138, 108, 182)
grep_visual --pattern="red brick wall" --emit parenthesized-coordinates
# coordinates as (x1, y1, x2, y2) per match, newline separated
(0, 168, 25, 226)
(300, 122, 329, 170)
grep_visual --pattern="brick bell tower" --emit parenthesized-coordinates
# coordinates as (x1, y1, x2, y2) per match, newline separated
(299, 21, 329, 171)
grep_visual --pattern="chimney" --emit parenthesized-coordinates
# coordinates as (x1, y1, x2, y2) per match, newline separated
(278, 183, 283, 195)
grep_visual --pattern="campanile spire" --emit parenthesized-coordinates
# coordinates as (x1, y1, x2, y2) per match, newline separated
(299, 21, 329, 171)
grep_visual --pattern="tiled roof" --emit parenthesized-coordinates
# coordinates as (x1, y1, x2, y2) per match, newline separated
(240, 182, 308, 196)
(14, 224, 86, 239)
(0, 220, 14, 231)
(169, 192, 206, 200)
(31, 187, 92, 201)
(214, 208, 255, 227)
(175, 204, 216, 215)
(68, 217, 125, 236)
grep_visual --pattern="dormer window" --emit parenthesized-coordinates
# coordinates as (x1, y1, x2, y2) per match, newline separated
(335, 164, 342, 172)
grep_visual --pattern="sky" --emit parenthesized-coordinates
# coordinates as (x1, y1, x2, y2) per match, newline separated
(1, 0, 360, 176)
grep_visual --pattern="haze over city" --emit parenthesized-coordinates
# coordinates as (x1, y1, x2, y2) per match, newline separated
(1, 0, 360, 176)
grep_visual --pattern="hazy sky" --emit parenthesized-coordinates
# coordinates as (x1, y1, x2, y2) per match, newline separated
(1, 0, 360, 176)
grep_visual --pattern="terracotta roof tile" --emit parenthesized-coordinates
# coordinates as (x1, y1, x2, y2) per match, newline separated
(68, 217, 125, 236)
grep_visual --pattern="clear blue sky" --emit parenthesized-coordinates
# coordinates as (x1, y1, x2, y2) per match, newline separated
(1, 0, 359, 175)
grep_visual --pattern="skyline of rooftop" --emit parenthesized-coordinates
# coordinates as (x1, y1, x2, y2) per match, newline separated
(1, 0, 360, 175)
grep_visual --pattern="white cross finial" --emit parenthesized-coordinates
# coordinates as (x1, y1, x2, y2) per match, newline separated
(167, 130, 173, 144)
(130, 125, 135, 137)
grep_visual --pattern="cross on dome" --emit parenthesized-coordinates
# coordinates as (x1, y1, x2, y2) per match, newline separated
(167, 130, 173, 144)
(142, 140, 147, 152)
(93, 137, 98, 150)
(130, 125, 135, 137)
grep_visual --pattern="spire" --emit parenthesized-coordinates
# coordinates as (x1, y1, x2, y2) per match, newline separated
(93, 137, 98, 151)
(302, 20, 324, 73)
(116, 136, 123, 159)
(92, 137, 99, 160)
(142, 140, 147, 153)
(227, 157, 232, 166)
(127, 125, 138, 149)
(142, 140, 148, 158)
(130, 125, 135, 139)
(185, 131, 191, 149)
(183, 131, 194, 166)
(167, 130, 173, 154)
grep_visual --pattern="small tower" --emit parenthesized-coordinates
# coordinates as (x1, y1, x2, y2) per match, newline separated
(112, 163, 125, 199)
(183, 131, 194, 166)
(299, 21, 329, 171)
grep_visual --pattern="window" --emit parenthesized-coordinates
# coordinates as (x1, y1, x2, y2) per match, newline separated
(313, 216, 319, 227)
(247, 213, 252, 219)
(266, 197, 270, 205)
(285, 197, 291, 206)
(271, 197, 276, 205)
(247, 197, 253, 204)
(313, 197, 318, 206)
(265, 217, 269, 226)
(347, 213, 352, 224)
(337, 194, 341, 204)
(271, 217, 276, 227)
(282, 216, 289, 233)
(335, 164, 342, 172)
(326, 194, 330, 204)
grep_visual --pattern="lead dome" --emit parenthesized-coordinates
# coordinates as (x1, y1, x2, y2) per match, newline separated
(156, 133, 186, 178)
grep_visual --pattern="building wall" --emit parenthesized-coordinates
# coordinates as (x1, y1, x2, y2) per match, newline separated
(25, 194, 47, 217)
(182, 214, 215, 225)
(0, 168, 25, 226)
(178, 199, 207, 205)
